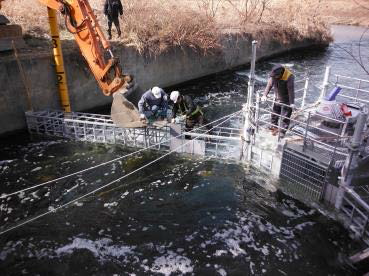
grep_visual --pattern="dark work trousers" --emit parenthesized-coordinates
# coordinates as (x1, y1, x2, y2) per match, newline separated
(107, 16, 121, 38)
(271, 103, 292, 133)
(185, 114, 212, 139)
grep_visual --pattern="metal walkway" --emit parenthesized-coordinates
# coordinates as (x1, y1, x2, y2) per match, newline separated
(26, 110, 244, 161)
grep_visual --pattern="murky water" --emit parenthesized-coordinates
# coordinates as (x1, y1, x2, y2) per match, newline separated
(1, 25, 368, 275)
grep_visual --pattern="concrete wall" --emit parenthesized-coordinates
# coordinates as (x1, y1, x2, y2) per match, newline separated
(0, 33, 323, 135)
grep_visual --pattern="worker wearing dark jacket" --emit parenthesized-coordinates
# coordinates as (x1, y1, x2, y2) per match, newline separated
(104, 0, 123, 39)
(261, 65, 295, 136)
(170, 91, 207, 131)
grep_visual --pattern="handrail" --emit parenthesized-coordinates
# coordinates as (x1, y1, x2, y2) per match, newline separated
(256, 117, 348, 155)
(344, 187, 369, 212)
(333, 83, 369, 94)
(336, 94, 369, 104)
(256, 100, 349, 130)
(333, 74, 369, 84)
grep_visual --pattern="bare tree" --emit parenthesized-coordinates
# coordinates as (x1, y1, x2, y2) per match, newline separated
(225, 0, 271, 24)
(197, 0, 224, 19)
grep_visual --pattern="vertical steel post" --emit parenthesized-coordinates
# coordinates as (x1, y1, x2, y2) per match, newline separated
(243, 40, 257, 161)
(47, 8, 71, 113)
(320, 66, 331, 101)
(301, 77, 309, 108)
(302, 111, 311, 152)
(277, 106, 283, 141)
(335, 112, 368, 210)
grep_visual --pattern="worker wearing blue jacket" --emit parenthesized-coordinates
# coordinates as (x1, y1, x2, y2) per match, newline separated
(138, 87, 168, 122)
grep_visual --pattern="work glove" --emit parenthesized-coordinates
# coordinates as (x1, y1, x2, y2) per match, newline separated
(140, 114, 146, 120)
(261, 95, 267, 102)
(171, 118, 175, 123)
(151, 105, 159, 112)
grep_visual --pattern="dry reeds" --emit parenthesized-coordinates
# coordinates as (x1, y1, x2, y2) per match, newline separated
(120, 0, 220, 55)
(2, 0, 332, 55)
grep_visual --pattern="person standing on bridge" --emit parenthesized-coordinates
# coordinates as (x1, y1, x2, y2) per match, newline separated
(138, 87, 168, 123)
(104, 0, 123, 40)
(261, 65, 295, 137)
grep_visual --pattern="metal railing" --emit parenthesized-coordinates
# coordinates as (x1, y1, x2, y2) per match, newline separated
(26, 110, 170, 151)
(25, 110, 243, 161)
(341, 186, 369, 245)
(330, 74, 369, 105)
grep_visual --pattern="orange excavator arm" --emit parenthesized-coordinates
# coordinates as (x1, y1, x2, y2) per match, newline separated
(39, 0, 128, 96)
(2, 0, 145, 127)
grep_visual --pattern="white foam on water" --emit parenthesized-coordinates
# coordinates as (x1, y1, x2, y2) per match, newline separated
(31, 167, 42, 172)
(55, 238, 135, 261)
(217, 268, 227, 276)
(0, 160, 15, 165)
(149, 251, 193, 276)
(104, 202, 118, 208)
(294, 222, 315, 231)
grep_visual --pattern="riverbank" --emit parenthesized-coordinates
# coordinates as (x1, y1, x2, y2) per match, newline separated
(0, 0, 333, 135)
(0, 33, 328, 136)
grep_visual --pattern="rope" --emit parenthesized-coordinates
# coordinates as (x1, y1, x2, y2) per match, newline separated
(0, 110, 241, 236)
(0, 111, 241, 199)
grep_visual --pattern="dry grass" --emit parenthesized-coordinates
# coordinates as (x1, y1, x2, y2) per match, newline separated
(119, 0, 220, 55)
(265, 0, 332, 43)
(2, 0, 335, 55)
(320, 0, 369, 26)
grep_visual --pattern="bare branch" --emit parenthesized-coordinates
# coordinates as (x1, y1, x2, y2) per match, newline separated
(353, 0, 369, 10)
(333, 43, 369, 75)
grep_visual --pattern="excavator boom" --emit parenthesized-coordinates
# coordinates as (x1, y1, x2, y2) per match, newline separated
(3, 0, 145, 127)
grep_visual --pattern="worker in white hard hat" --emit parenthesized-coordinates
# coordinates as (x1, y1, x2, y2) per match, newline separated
(170, 91, 208, 132)
(138, 86, 168, 122)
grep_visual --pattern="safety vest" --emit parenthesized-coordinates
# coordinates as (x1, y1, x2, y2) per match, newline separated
(178, 100, 203, 117)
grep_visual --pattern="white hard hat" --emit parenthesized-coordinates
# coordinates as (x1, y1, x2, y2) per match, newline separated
(152, 86, 162, 99)
(170, 91, 180, 103)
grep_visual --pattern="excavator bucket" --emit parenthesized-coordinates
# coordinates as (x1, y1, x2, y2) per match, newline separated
(111, 92, 147, 128)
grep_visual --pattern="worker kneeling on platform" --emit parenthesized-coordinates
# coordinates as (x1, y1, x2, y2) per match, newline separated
(261, 65, 295, 137)
(170, 91, 208, 132)
(138, 87, 168, 123)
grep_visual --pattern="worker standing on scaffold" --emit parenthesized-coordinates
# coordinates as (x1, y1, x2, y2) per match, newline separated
(261, 65, 295, 137)
(138, 87, 168, 123)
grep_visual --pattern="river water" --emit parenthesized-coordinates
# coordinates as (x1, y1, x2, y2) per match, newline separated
(1, 26, 368, 275)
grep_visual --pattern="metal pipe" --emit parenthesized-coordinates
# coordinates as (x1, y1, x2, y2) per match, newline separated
(302, 112, 311, 152)
(352, 112, 368, 148)
(302, 77, 309, 108)
(320, 66, 331, 101)
(335, 112, 368, 210)
(243, 40, 258, 161)
(47, 8, 71, 113)
(334, 74, 369, 83)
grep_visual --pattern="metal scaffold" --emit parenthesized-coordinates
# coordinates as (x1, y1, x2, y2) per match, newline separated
(25, 109, 244, 161)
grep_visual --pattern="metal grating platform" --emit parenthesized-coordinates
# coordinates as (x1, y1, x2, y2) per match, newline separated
(280, 146, 328, 201)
